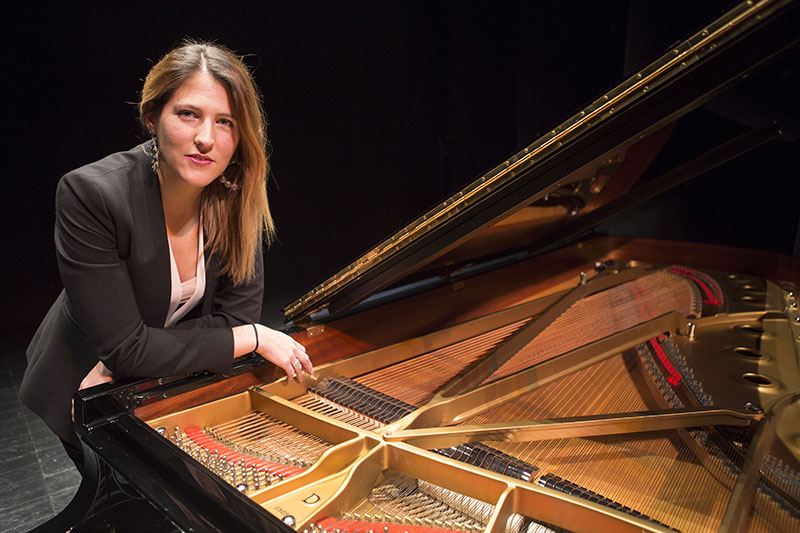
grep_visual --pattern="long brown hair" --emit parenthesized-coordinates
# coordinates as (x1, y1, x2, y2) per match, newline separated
(139, 40, 274, 285)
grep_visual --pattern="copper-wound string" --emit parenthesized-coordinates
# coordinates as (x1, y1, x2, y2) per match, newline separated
(482, 271, 697, 385)
(290, 320, 528, 427)
(358, 320, 529, 406)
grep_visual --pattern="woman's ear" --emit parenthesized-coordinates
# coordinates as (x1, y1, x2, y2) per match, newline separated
(142, 103, 157, 135)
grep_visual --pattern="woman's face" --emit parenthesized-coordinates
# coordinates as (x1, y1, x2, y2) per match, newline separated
(148, 71, 240, 191)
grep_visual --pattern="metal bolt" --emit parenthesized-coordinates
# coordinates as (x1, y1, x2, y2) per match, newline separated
(687, 322, 696, 340)
(744, 402, 762, 413)
(580, 271, 587, 285)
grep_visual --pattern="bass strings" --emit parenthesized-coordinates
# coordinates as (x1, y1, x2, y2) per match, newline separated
(482, 271, 698, 385)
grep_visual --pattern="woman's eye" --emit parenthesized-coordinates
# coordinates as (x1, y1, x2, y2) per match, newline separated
(219, 118, 235, 128)
(177, 110, 197, 119)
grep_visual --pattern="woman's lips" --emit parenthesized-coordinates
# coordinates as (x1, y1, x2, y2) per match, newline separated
(186, 154, 214, 165)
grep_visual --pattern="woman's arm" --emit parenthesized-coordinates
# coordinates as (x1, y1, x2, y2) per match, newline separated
(163, 242, 314, 381)
(58, 156, 313, 385)
(232, 324, 314, 381)
(56, 167, 236, 378)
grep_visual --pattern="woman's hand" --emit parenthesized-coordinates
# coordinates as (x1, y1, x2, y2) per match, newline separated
(72, 361, 114, 420)
(79, 360, 114, 390)
(233, 324, 314, 382)
(255, 325, 314, 382)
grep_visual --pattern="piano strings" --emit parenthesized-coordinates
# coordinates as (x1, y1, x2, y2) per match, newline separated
(208, 411, 331, 467)
(291, 269, 699, 432)
(295, 319, 529, 427)
(308, 471, 561, 533)
(151, 265, 800, 530)
(169, 413, 334, 491)
(481, 270, 700, 385)
(458, 339, 799, 531)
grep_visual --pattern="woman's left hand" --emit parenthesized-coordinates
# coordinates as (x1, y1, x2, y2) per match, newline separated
(72, 361, 114, 421)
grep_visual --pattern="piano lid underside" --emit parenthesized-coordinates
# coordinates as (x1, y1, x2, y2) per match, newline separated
(146, 263, 800, 532)
(283, 0, 800, 325)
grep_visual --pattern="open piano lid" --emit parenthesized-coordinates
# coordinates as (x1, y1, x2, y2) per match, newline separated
(285, 0, 799, 324)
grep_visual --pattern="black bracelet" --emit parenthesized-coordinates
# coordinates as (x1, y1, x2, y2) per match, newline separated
(251, 324, 259, 352)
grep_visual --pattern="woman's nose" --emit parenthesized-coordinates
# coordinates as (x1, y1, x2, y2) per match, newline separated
(194, 120, 214, 152)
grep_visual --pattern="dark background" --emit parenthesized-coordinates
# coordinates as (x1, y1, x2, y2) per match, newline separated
(4, 1, 797, 353)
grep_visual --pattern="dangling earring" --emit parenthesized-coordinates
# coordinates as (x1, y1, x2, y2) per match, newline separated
(219, 175, 240, 191)
(149, 134, 159, 174)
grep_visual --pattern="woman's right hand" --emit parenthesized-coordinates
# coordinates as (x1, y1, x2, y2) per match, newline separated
(233, 324, 314, 382)
(255, 325, 314, 382)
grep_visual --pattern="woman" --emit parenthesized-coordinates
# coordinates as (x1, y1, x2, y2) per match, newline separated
(20, 41, 313, 469)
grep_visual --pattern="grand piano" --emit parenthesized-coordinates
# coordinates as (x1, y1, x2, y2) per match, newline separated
(51, 1, 800, 531)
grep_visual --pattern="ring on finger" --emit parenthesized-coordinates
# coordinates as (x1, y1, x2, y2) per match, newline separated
(292, 359, 302, 368)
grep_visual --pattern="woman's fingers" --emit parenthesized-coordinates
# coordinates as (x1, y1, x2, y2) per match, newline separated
(256, 326, 313, 383)
(285, 346, 312, 383)
(293, 345, 314, 376)
(282, 360, 300, 382)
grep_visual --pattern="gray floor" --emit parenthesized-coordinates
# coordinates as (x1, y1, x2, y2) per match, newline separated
(0, 350, 81, 533)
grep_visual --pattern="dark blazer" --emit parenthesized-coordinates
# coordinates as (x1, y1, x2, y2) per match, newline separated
(20, 144, 264, 443)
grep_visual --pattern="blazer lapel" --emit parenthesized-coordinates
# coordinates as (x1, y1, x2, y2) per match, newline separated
(201, 249, 220, 315)
(145, 172, 171, 327)
(127, 146, 172, 328)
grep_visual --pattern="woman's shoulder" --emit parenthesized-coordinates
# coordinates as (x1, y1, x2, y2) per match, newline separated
(57, 143, 157, 210)
(59, 143, 154, 195)
(64, 143, 151, 184)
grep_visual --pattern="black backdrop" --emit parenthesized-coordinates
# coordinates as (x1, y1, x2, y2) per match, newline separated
(6, 1, 794, 351)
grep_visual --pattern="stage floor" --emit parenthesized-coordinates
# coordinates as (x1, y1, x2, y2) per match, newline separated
(0, 350, 80, 533)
